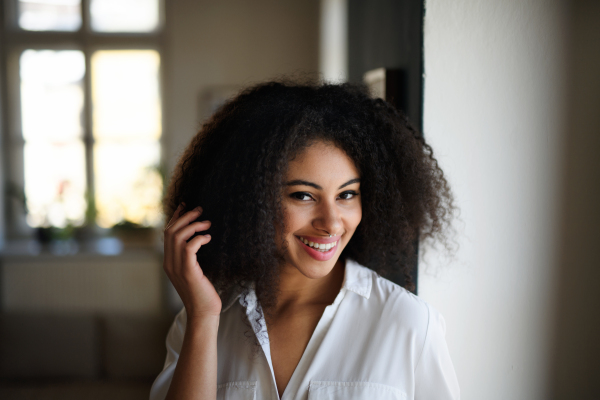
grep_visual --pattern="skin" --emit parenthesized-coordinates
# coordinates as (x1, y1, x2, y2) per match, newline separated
(162, 140, 362, 399)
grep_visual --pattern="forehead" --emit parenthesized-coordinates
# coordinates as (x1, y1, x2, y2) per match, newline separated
(286, 141, 360, 182)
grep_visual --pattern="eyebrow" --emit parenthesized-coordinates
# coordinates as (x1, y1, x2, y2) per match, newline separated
(285, 178, 360, 190)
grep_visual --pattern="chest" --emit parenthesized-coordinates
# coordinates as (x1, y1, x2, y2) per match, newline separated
(268, 307, 327, 398)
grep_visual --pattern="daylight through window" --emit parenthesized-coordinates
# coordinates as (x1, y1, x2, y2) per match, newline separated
(6, 0, 164, 233)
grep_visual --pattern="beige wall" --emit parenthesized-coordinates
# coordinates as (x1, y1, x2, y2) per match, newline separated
(163, 0, 320, 174)
(420, 0, 566, 399)
(2, 253, 163, 314)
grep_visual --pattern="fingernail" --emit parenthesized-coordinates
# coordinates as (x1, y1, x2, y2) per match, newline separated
(204, 234, 211, 238)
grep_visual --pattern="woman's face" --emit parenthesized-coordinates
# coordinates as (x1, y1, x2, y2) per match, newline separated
(280, 140, 362, 279)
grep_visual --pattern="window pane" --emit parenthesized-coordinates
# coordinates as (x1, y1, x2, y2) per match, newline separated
(24, 141, 87, 228)
(90, 0, 159, 32)
(91, 50, 161, 141)
(91, 50, 163, 228)
(19, 0, 82, 31)
(20, 50, 85, 142)
(94, 141, 162, 228)
(20, 49, 87, 228)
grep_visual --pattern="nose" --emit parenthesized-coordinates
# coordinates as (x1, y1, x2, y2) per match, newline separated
(312, 200, 342, 236)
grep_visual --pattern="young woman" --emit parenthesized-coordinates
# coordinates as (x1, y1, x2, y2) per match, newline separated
(150, 81, 459, 400)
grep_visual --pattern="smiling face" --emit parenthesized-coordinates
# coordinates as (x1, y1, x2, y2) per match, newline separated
(280, 140, 362, 279)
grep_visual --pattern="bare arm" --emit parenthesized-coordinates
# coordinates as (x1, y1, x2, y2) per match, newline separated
(165, 316, 219, 400)
(162, 205, 222, 400)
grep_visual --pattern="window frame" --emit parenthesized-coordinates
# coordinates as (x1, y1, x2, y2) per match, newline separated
(1, 0, 166, 242)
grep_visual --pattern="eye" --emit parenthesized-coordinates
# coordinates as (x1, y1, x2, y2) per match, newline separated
(338, 190, 359, 200)
(290, 192, 313, 201)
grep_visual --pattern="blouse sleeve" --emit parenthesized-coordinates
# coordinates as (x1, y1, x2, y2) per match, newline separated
(414, 304, 460, 400)
(149, 308, 187, 400)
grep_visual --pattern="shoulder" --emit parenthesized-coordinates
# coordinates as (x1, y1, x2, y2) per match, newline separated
(346, 259, 439, 336)
(347, 263, 459, 398)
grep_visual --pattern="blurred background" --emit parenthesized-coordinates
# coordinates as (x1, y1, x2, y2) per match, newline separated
(0, 0, 598, 399)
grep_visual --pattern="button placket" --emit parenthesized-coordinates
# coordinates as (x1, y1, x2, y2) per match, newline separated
(241, 289, 280, 400)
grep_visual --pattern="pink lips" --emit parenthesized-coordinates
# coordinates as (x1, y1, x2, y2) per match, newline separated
(294, 235, 339, 261)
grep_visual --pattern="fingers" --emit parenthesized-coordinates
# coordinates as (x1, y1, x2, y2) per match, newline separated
(182, 234, 212, 274)
(170, 220, 211, 275)
(165, 203, 185, 231)
(165, 205, 203, 235)
(173, 220, 211, 244)
(163, 203, 211, 279)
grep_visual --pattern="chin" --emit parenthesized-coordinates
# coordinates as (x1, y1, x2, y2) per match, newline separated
(292, 255, 341, 280)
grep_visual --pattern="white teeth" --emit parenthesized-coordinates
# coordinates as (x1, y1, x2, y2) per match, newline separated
(299, 237, 337, 252)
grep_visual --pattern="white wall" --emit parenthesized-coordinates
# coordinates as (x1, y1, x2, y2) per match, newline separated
(420, 1, 566, 399)
(319, 0, 348, 82)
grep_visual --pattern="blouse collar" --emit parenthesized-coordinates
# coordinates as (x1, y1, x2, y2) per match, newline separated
(220, 258, 373, 314)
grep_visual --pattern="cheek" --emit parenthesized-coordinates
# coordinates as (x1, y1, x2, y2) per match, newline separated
(282, 205, 304, 236)
(344, 204, 363, 232)
(352, 210, 363, 230)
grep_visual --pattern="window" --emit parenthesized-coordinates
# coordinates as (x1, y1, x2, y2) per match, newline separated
(2, 0, 165, 248)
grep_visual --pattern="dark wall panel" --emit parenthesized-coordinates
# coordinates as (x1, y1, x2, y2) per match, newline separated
(348, 0, 424, 291)
(348, 0, 423, 128)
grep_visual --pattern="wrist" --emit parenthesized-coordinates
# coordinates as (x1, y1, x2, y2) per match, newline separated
(185, 313, 220, 334)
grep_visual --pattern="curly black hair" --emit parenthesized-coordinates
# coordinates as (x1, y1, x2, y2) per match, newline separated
(165, 80, 453, 311)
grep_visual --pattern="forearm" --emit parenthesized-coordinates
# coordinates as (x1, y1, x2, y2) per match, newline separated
(165, 315, 220, 400)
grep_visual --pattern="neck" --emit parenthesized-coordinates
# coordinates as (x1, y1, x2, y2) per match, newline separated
(273, 259, 345, 314)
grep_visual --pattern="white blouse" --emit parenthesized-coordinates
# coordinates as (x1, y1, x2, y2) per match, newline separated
(150, 259, 460, 400)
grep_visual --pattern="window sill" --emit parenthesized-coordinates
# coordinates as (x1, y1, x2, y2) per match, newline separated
(0, 238, 162, 259)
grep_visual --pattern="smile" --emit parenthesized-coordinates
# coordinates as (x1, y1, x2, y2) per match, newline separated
(297, 236, 338, 252)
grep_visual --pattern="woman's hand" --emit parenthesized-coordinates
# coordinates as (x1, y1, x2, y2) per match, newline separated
(163, 204, 222, 319)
